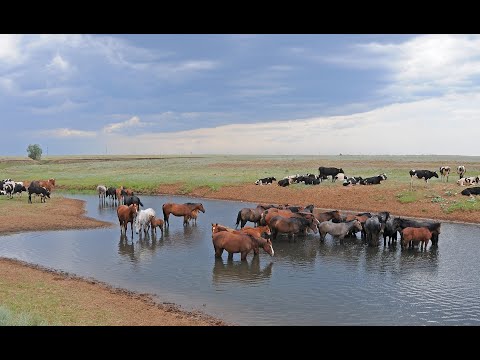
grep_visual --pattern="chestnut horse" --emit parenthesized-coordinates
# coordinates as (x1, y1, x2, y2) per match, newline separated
(162, 202, 205, 226)
(117, 204, 138, 237)
(212, 223, 271, 239)
(212, 231, 274, 261)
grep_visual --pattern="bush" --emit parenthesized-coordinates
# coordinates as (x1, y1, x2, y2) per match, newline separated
(27, 144, 43, 160)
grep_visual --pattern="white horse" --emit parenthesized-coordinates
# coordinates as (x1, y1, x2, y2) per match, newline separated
(318, 220, 363, 241)
(135, 208, 156, 236)
(96, 185, 107, 202)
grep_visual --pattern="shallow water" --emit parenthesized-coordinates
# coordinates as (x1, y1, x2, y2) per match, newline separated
(1, 194, 479, 325)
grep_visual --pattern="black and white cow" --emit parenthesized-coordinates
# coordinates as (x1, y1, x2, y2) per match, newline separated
(439, 166, 451, 182)
(461, 187, 480, 196)
(343, 176, 363, 186)
(13, 183, 27, 197)
(464, 176, 479, 186)
(28, 186, 51, 203)
(361, 173, 387, 185)
(318, 167, 344, 183)
(457, 165, 466, 179)
(255, 177, 276, 185)
(409, 169, 438, 188)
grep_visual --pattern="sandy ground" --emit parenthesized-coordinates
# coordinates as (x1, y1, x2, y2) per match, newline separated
(1, 181, 478, 326)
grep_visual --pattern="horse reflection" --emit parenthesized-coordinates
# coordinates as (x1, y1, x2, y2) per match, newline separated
(212, 256, 273, 285)
(118, 234, 136, 262)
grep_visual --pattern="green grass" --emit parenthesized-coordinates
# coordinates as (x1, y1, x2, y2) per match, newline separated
(2, 154, 480, 215)
(0, 305, 50, 326)
(396, 191, 419, 203)
(444, 197, 479, 213)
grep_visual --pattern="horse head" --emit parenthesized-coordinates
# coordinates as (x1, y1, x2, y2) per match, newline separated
(197, 203, 206, 213)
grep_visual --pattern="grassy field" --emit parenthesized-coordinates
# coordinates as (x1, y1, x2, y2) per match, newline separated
(1, 154, 480, 216)
(2, 154, 480, 192)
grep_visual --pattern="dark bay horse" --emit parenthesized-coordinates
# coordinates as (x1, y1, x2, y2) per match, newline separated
(269, 215, 319, 241)
(212, 231, 274, 261)
(162, 202, 205, 226)
(117, 204, 138, 237)
(235, 205, 267, 228)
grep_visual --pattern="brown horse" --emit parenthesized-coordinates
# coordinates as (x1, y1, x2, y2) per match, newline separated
(150, 217, 164, 236)
(212, 231, 274, 261)
(162, 202, 205, 226)
(269, 215, 319, 241)
(212, 223, 271, 239)
(187, 209, 200, 225)
(401, 227, 433, 251)
(117, 204, 138, 237)
(312, 209, 342, 223)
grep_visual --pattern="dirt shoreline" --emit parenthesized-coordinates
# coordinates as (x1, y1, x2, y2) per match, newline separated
(1, 182, 478, 326)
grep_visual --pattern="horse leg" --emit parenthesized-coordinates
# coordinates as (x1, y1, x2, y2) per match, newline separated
(214, 246, 223, 258)
(228, 252, 233, 260)
(241, 251, 248, 261)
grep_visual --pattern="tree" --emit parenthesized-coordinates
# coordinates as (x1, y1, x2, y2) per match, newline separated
(27, 144, 43, 160)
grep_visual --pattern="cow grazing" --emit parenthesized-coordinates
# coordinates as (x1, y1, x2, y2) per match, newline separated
(13, 183, 27, 197)
(28, 185, 50, 203)
(255, 177, 276, 185)
(277, 179, 290, 187)
(409, 169, 438, 189)
(439, 166, 451, 182)
(318, 167, 344, 182)
(461, 187, 480, 196)
(457, 165, 466, 179)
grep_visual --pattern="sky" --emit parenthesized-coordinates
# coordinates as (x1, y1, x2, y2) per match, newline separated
(1, 33, 480, 156)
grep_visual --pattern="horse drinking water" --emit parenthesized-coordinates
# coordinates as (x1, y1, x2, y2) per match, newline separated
(212, 231, 274, 261)
(162, 202, 205, 226)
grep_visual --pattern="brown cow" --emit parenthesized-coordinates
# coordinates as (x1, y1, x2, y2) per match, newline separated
(401, 227, 432, 251)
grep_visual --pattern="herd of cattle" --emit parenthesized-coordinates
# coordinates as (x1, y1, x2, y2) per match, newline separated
(0, 178, 54, 203)
(254, 165, 480, 196)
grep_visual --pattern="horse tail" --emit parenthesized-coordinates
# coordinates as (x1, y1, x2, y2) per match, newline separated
(235, 210, 242, 228)
(162, 203, 169, 225)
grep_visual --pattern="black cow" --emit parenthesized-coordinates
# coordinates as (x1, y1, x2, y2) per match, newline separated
(255, 177, 276, 185)
(123, 195, 144, 209)
(461, 187, 480, 196)
(277, 179, 290, 187)
(409, 169, 438, 188)
(28, 186, 50, 203)
(318, 167, 344, 183)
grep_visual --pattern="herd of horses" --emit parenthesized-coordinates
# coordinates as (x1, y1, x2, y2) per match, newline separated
(107, 179, 443, 261)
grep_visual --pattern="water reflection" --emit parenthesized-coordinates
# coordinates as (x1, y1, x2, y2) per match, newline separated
(212, 256, 273, 285)
(1, 193, 478, 326)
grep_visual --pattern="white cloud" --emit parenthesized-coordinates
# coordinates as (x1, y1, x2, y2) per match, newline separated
(101, 92, 480, 156)
(103, 116, 151, 133)
(323, 34, 480, 99)
(0, 34, 23, 64)
(40, 128, 97, 138)
(47, 54, 70, 72)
